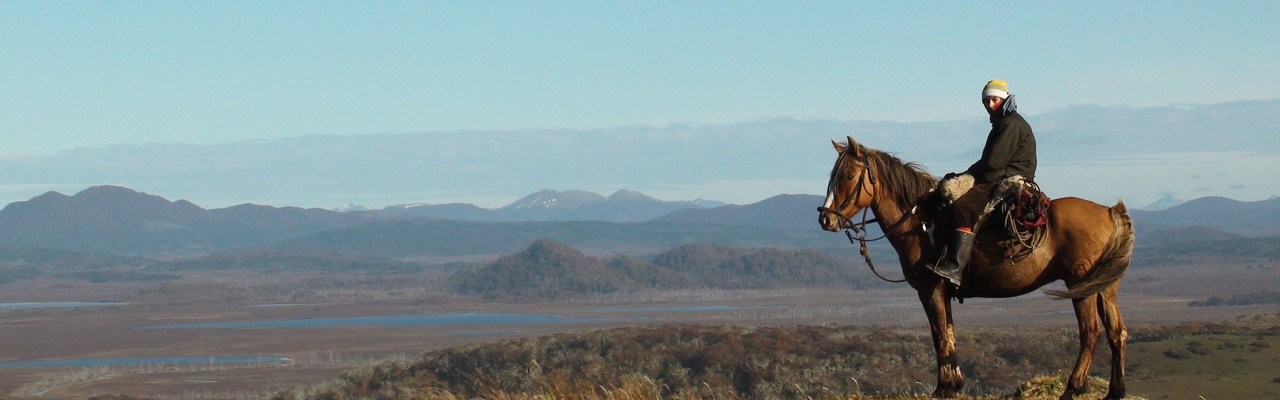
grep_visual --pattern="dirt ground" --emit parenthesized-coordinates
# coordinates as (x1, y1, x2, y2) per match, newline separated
(1, 261, 1277, 399)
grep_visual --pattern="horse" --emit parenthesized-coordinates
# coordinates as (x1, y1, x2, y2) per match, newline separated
(817, 137, 1134, 400)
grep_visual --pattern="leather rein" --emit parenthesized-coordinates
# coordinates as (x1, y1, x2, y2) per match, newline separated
(817, 150, 915, 283)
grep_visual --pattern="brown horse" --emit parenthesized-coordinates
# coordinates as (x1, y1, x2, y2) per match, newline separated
(818, 137, 1134, 400)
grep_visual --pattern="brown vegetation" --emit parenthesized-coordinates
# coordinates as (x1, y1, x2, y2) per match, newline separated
(273, 324, 1091, 399)
(274, 313, 1280, 399)
(1189, 289, 1280, 307)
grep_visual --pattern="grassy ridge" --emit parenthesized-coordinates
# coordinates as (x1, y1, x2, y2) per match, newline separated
(274, 324, 1093, 399)
(275, 373, 1129, 400)
(274, 313, 1280, 399)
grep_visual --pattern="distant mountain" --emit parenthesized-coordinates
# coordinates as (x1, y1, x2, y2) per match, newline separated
(497, 189, 605, 214)
(692, 198, 728, 208)
(654, 194, 830, 232)
(569, 190, 705, 223)
(333, 203, 368, 212)
(1142, 194, 1184, 211)
(0, 186, 380, 256)
(1130, 196, 1280, 237)
(374, 189, 713, 223)
(486, 189, 706, 222)
(378, 202, 491, 220)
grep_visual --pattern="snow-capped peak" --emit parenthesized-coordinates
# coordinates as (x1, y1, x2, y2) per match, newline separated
(332, 203, 368, 212)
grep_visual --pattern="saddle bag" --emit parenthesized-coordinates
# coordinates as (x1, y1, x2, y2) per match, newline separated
(1014, 182, 1050, 230)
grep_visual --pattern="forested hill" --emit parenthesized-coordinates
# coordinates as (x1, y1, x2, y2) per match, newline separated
(448, 239, 874, 299)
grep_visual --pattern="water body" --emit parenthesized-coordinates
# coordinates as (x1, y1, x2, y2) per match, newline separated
(246, 303, 347, 308)
(582, 305, 789, 313)
(0, 356, 290, 368)
(432, 329, 523, 336)
(136, 313, 618, 330)
(0, 302, 126, 310)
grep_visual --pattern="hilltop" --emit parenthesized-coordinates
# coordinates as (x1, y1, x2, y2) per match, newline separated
(0, 185, 380, 256)
(448, 239, 873, 299)
(1130, 195, 1280, 237)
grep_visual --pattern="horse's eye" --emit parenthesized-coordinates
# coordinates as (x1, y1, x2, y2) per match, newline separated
(844, 174, 856, 181)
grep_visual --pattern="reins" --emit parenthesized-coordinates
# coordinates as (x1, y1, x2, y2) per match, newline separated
(843, 207, 915, 283)
(818, 149, 916, 283)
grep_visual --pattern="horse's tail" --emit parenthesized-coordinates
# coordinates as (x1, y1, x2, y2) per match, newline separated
(1045, 200, 1135, 299)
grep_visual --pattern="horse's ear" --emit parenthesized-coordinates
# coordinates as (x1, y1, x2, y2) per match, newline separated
(846, 136, 864, 157)
(832, 139, 847, 153)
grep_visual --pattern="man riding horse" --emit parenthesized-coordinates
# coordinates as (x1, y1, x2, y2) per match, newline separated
(929, 80, 1038, 286)
(819, 81, 1132, 400)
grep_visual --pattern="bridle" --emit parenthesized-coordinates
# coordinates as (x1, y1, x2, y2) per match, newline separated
(817, 149, 875, 230)
(817, 147, 916, 283)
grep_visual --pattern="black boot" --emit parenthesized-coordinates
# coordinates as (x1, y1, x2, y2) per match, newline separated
(930, 229, 976, 286)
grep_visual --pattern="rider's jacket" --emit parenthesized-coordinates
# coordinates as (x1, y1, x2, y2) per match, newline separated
(966, 95, 1036, 184)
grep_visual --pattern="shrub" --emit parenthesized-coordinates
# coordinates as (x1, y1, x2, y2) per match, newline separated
(1163, 348, 1193, 360)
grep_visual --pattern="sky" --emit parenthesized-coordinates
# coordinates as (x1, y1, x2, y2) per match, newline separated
(2, 2, 1278, 209)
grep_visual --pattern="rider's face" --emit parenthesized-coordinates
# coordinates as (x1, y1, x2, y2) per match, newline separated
(983, 96, 1004, 112)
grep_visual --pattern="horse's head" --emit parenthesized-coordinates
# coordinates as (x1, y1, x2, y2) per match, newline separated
(818, 136, 879, 232)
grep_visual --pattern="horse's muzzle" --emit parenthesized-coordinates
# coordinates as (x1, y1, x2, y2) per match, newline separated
(817, 208, 841, 232)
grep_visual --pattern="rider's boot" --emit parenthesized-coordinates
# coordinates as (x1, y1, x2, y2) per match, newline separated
(929, 229, 975, 286)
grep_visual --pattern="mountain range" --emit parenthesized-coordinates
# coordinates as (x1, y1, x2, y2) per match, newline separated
(377, 189, 725, 223)
(0, 185, 1277, 262)
(1129, 196, 1280, 237)
(0, 186, 769, 257)
(0, 186, 380, 256)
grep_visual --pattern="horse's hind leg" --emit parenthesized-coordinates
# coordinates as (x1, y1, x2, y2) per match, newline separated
(1097, 284, 1128, 400)
(1062, 294, 1101, 400)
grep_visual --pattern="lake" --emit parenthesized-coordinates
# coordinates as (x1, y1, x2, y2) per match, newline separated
(583, 305, 788, 313)
(0, 302, 126, 310)
(136, 313, 617, 330)
(0, 356, 290, 368)
(133, 306, 786, 330)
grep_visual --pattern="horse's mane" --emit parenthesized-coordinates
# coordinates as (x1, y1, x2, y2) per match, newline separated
(864, 146, 938, 211)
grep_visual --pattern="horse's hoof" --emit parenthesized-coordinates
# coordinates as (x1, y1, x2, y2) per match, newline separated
(932, 388, 958, 398)
(1103, 390, 1126, 400)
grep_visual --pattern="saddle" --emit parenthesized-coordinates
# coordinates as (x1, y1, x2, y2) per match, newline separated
(921, 174, 1051, 260)
(981, 175, 1050, 232)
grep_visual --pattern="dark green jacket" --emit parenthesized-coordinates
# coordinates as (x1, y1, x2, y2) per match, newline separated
(966, 97, 1036, 184)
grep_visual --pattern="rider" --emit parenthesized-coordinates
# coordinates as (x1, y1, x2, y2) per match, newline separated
(929, 80, 1038, 286)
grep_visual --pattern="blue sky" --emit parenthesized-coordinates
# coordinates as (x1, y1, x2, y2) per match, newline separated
(2, 2, 1278, 209)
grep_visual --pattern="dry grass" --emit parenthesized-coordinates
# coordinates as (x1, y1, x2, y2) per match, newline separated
(276, 374, 1146, 400)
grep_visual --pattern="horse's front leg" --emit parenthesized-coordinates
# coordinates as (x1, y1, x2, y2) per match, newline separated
(918, 283, 962, 398)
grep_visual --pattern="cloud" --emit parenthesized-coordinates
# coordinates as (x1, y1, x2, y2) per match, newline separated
(1, 100, 1278, 209)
